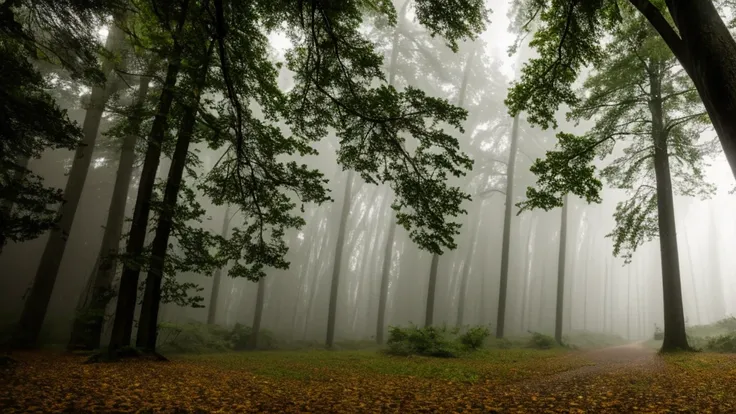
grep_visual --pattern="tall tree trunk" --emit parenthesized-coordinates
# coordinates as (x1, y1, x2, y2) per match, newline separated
(496, 114, 520, 339)
(649, 69, 690, 351)
(68, 72, 152, 351)
(554, 194, 568, 344)
(707, 205, 725, 321)
(583, 234, 590, 331)
(14, 23, 126, 348)
(108, 5, 190, 353)
(249, 277, 266, 349)
(207, 204, 232, 325)
(637, 270, 643, 338)
(519, 216, 535, 332)
(682, 227, 700, 325)
(627, 263, 632, 340)
(424, 253, 439, 327)
(325, 170, 354, 348)
(603, 254, 610, 333)
(456, 205, 481, 328)
(135, 42, 211, 352)
(375, 208, 396, 344)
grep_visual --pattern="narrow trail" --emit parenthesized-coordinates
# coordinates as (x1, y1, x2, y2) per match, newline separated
(518, 341, 662, 392)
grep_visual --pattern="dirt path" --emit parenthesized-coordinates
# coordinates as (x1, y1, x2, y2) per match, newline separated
(502, 341, 665, 411)
(524, 341, 660, 387)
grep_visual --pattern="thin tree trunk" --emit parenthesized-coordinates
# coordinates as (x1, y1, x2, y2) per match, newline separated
(456, 206, 481, 328)
(135, 41, 212, 352)
(649, 68, 690, 351)
(603, 254, 610, 333)
(108, 4, 189, 353)
(682, 227, 700, 325)
(496, 114, 520, 339)
(14, 23, 126, 348)
(583, 234, 590, 332)
(627, 263, 632, 340)
(250, 277, 266, 349)
(707, 205, 725, 321)
(68, 70, 152, 351)
(520, 216, 535, 332)
(375, 1, 409, 345)
(554, 194, 568, 344)
(637, 270, 643, 338)
(325, 171, 354, 348)
(207, 204, 232, 325)
(424, 253, 439, 327)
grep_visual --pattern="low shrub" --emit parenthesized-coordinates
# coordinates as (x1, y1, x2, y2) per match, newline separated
(458, 325, 491, 350)
(527, 331, 556, 349)
(705, 333, 736, 353)
(386, 324, 491, 358)
(716, 316, 736, 332)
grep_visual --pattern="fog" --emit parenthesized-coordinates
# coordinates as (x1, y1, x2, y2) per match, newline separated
(2, 0, 735, 350)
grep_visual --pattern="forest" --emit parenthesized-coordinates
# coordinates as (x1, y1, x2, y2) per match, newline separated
(2, 0, 736, 412)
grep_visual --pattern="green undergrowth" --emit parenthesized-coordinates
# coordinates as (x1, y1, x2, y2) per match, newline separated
(646, 316, 736, 353)
(385, 324, 491, 357)
(178, 347, 583, 384)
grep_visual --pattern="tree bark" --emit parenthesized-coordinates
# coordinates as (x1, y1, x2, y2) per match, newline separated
(456, 205, 480, 328)
(108, 3, 190, 353)
(135, 41, 211, 352)
(68, 72, 151, 351)
(682, 226, 700, 325)
(583, 232, 590, 332)
(602, 254, 610, 333)
(633, 0, 736, 180)
(707, 205, 725, 321)
(649, 67, 690, 351)
(554, 194, 568, 344)
(496, 114, 520, 339)
(249, 277, 266, 349)
(325, 170, 354, 348)
(207, 204, 232, 325)
(627, 263, 632, 340)
(14, 22, 126, 348)
(661, 0, 736, 181)
(424, 253, 439, 327)
(519, 215, 535, 332)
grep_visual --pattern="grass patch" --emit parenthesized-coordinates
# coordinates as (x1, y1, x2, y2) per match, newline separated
(178, 347, 582, 385)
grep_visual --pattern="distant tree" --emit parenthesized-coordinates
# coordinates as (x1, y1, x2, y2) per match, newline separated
(554, 194, 568, 344)
(518, 9, 716, 352)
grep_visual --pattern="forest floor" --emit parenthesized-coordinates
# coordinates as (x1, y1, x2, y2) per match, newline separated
(2, 343, 736, 413)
